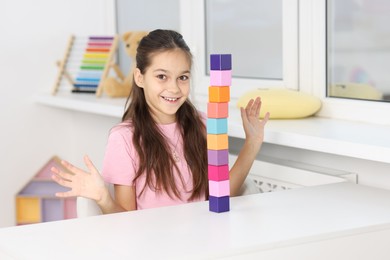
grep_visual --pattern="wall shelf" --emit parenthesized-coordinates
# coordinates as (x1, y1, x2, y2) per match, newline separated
(34, 92, 390, 164)
(34, 92, 126, 118)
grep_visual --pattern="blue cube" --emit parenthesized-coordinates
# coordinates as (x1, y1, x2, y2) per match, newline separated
(207, 118, 228, 134)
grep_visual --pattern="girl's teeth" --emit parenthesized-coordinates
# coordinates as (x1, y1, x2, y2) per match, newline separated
(163, 97, 178, 101)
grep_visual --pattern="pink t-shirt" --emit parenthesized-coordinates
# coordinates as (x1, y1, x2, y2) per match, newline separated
(102, 118, 206, 210)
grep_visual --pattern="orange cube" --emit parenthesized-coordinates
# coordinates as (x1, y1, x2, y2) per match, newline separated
(209, 86, 230, 103)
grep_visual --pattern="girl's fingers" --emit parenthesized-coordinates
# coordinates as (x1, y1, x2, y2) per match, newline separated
(61, 160, 84, 176)
(51, 166, 73, 182)
(253, 97, 261, 118)
(245, 98, 254, 111)
(251, 97, 259, 111)
(262, 112, 270, 125)
(83, 155, 98, 174)
(240, 107, 249, 125)
(244, 97, 261, 118)
(51, 173, 73, 188)
(55, 190, 75, 198)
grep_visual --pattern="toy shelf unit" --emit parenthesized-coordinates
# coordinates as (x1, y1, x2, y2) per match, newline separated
(52, 35, 119, 97)
(15, 156, 76, 225)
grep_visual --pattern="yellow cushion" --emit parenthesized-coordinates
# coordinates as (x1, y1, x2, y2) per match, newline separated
(237, 88, 322, 119)
(329, 83, 383, 100)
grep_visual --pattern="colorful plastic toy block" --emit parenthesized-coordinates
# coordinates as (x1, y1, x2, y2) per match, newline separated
(210, 54, 232, 70)
(208, 164, 229, 181)
(207, 53, 232, 213)
(210, 70, 232, 86)
(209, 86, 230, 103)
(15, 156, 77, 225)
(207, 118, 228, 134)
(207, 149, 229, 166)
(209, 196, 230, 212)
(207, 134, 229, 150)
(207, 102, 229, 118)
(209, 180, 230, 197)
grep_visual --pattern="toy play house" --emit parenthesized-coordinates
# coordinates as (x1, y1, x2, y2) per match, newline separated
(15, 156, 76, 225)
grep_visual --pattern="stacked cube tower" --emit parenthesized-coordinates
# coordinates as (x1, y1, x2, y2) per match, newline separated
(207, 54, 232, 213)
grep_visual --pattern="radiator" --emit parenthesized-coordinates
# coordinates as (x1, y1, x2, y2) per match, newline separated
(229, 154, 357, 194)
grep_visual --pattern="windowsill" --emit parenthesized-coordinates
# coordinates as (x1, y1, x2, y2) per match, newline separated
(34, 92, 390, 164)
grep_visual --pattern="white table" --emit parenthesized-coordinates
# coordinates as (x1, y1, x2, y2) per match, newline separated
(1, 182, 390, 259)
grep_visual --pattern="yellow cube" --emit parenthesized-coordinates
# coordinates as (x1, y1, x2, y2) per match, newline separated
(207, 134, 229, 150)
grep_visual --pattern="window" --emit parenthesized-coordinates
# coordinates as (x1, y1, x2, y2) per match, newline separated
(205, 0, 283, 80)
(299, 0, 390, 124)
(181, 0, 390, 124)
(115, 0, 180, 73)
(327, 0, 390, 102)
(180, 0, 298, 99)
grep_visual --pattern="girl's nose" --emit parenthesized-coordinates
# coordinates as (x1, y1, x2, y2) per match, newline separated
(167, 80, 180, 93)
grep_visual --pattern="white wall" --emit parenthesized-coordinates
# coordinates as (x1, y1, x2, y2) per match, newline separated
(0, 0, 119, 227)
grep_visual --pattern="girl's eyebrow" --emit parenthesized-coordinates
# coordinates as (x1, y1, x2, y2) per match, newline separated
(153, 69, 168, 73)
(153, 69, 191, 74)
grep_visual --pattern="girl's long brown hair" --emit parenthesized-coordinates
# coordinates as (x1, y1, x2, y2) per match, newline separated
(122, 29, 208, 201)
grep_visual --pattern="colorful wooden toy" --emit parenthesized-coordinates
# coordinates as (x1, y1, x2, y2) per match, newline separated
(52, 35, 119, 96)
(210, 54, 232, 70)
(210, 70, 232, 86)
(208, 164, 229, 181)
(15, 156, 77, 225)
(209, 180, 230, 197)
(207, 54, 232, 213)
(209, 86, 230, 103)
(209, 196, 230, 213)
(207, 134, 229, 150)
(207, 150, 229, 166)
(207, 118, 228, 134)
(207, 102, 229, 118)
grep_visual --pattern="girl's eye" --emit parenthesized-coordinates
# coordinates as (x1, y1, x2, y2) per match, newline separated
(179, 75, 189, 81)
(157, 74, 166, 80)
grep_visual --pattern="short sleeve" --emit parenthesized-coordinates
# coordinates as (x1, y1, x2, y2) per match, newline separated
(199, 111, 207, 124)
(102, 126, 137, 186)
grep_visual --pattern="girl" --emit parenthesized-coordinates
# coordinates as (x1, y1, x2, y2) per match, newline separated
(51, 29, 270, 214)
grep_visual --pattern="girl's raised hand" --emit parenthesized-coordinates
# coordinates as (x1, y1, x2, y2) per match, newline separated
(240, 96, 270, 145)
(51, 155, 106, 202)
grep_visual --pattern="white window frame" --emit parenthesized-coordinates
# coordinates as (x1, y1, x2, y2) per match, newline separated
(180, 0, 298, 100)
(299, 0, 390, 125)
(104, 0, 117, 35)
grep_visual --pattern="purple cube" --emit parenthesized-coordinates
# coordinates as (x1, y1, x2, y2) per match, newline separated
(210, 54, 232, 70)
(208, 149, 229, 166)
(209, 195, 230, 213)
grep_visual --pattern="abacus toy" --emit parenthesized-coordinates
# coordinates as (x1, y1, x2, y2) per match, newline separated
(52, 35, 119, 97)
(207, 54, 232, 213)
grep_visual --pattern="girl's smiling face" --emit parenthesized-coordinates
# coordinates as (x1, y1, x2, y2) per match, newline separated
(134, 49, 191, 124)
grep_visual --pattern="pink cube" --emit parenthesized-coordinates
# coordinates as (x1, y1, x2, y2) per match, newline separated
(210, 70, 232, 86)
(209, 180, 230, 197)
(208, 102, 228, 118)
(208, 164, 229, 181)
